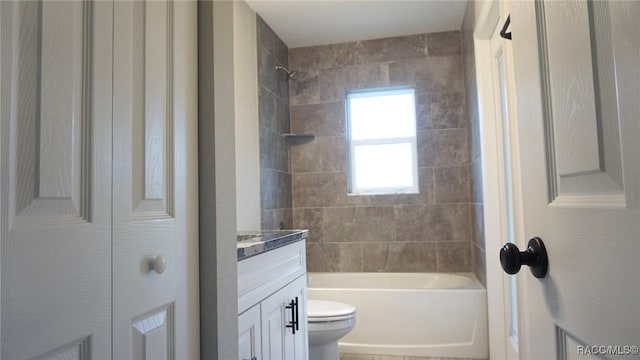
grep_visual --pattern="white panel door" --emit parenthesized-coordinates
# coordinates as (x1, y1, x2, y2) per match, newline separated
(112, 0, 198, 358)
(509, 1, 639, 359)
(0, 2, 112, 359)
(0, 1, 113, 358)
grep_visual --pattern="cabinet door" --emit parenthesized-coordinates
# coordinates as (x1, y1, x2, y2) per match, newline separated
(261, 275, 308, 360)
(261, 285, 288, 360)
(286, 276, 309, 360)
(239, 304, 262, 360)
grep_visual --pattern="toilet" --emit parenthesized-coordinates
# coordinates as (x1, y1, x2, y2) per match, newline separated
(307, 299, 356, 360)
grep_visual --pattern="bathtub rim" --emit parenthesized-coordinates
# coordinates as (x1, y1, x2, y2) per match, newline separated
(307, 271, 486, 291)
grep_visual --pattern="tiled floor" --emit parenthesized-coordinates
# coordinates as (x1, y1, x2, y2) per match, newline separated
(340, 354, 477, 360)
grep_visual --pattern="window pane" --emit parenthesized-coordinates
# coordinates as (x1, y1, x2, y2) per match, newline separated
(353, 143, 414, 190)
(349, 91, 415, 140)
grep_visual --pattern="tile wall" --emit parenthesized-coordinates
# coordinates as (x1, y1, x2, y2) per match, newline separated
(462, 2, 487, 286)
(257, 16, 293, 230)
(289, 31, 474, 273)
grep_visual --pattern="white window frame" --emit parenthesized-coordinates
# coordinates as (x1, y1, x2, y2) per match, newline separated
(346, 86, 419, 195)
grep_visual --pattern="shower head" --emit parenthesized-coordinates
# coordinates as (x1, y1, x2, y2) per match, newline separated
(275, 65, 297, 81)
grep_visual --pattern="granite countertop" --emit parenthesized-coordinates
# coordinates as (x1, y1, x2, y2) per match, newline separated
(237, 229, 308, 261)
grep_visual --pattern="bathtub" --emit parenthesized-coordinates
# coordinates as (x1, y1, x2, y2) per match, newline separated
(307, 272, 488, 359)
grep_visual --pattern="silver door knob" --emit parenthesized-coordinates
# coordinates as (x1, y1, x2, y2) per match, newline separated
(151, 255, 167, 274)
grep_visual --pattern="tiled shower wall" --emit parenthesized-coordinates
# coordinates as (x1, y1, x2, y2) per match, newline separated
(462, 2, 487, 286)
(289, 32, 474, 273)
(257, 16, 293, 230)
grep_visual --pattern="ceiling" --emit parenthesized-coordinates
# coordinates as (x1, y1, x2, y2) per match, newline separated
(245, 0, 468, 48)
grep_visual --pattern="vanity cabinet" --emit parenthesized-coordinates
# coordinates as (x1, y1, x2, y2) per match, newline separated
(238, 240, 308, 360)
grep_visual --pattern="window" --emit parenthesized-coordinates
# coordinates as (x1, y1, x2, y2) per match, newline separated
(346, 87, 419, 195)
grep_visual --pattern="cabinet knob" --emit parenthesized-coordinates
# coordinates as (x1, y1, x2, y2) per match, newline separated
(150, 255, 167, 274)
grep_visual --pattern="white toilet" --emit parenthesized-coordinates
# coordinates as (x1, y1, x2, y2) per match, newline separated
(307, 299, 356, 360)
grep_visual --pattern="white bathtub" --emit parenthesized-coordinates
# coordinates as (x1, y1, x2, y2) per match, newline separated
(307, 272, 488, 359)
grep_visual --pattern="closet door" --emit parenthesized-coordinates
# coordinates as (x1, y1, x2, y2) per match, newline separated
(112, 1, 198, 358)
(0, 1, 113, 358)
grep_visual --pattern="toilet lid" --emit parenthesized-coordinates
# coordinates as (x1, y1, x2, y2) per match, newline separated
(307, 299, 356, 322)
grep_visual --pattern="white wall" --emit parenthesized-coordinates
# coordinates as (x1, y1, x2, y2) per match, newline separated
(233, 1, 261, 231)
(198, 1, 239, 358)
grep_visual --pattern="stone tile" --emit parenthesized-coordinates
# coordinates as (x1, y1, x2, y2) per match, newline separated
(257, 15, 288, 66)
(354, 34, 428, 64)
(290, 139, 346, 174)
(259, 126, 274, 170)
(275, 130, 290, 173)
(322, 207, 395, 243)
(389, 56, 463, 95)
(472, 204, 485, 249)
(260, 169, 277, 210)
(339, 243, 363, 272)
(418, 129, 469, 167)
(395, 204, 471, 242)
(470, 158, 483, 203)
(289, 69, 319, 106)
(362, 243, 391, 272)
(435, 166, 470, 203)
(258, 49, 288, 102)
(427, 31, 462, 57)
(387, 242, 437, 272)
(466, 76, 481, 161)
(393, 167, 435, 206)
(462, 3, 477, 85)
(318, 63, 390, 103)
(415, 93, 433, 131)
(260, 127, 289, 173)
(289, 42, 355, 70)
(307, 243, 340, 272)
(291, 102, 345, 137)
(321, 172, 351, 207)
(473, 244, 487, 286)
(437, 241, 472, 272)
(293, 208, 323, 243)
(276, 171, 292, 209)
(291, 140, 322, 173)
(275, 96, 290, 134)
(259, 86, 276, 130)
(292, 172, 349, 208)
(425, 92, 466, 129)
(261, 208, 293, 230)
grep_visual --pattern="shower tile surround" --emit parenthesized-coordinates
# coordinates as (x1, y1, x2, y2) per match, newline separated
(288, 31, 475, 273)
(463, 2, 487, 286)
(257, 17, 293, 230)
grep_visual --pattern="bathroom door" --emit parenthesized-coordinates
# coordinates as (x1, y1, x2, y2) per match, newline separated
(0, 2, 114, 358)
(112, 1, 199, 358)
(509, 1, 639, 359)
(0, 0, 198, 358)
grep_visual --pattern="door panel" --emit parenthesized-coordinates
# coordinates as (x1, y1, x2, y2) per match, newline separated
(113, 0, 196, 358)
(510, 1, 640, 359)
(538, 0, 624, 198)
(132, 304, 175, 360)
(1, 1, 113, 358)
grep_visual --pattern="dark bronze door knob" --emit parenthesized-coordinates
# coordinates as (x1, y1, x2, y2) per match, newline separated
(500, 237, 548, 278)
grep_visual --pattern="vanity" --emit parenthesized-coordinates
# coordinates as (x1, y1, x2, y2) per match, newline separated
(237, 230, 309, 360)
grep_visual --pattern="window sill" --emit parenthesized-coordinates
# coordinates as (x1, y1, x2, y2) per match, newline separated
(348, 191, 420, 196)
